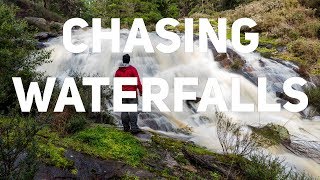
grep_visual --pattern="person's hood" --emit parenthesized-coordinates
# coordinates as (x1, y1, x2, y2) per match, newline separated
(118, 63, 131, 71)
(119, 62, 130, 67)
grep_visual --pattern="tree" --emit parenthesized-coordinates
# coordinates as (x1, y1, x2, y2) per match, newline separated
(0, 2, 50, 114)
(87, 0, 162, 27)
(0, 117, 39, 179)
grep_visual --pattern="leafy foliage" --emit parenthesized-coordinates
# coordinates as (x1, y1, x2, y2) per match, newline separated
(305, 87, 320, 113)
(215, 112, 259, 156)
(25, 0, 85, 18)
(65, 114, 88, 134)
(0, 2, 50, 114)
(243, 153, 308, 180)
(0, 116, 40, 179)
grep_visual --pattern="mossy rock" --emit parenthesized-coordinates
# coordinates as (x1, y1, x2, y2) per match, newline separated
(251, 123, 291, 146)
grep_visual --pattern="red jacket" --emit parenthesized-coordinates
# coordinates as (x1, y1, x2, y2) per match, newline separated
(115, 65, 142, 96)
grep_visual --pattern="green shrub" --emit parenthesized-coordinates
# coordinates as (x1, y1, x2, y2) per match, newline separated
(305, 87, 320, 113)
(66, 114, 88, 134)
(0, 2, 50, 114)
(298, 0, 320, 16)
(0, 116, 40, 179)
(244, 153, 288, 179)
(243, 153, 312, 180)
(288, 38, 320, 66)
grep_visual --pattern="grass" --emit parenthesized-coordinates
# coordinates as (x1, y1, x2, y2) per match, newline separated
(62, 125, 146, 167)
(33, 122, 311, 179)
(151, 134, 184, 151)
(37, 125, 146, 167)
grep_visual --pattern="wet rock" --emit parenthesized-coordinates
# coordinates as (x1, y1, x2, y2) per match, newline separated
(209, 39, 245, 70)
(36, 42, 47, 49)
(142, 121, 160, 131)
(186, 97, 201, 113)
(35, 149, 155, 179)
(199, 116, 210, 123)
(35, 32, 58, 41)
(208, 40, 218, 57)
(244, 65, 254, 73)
(251, 123, 291, 146)
(139, 113, 175, 132)
(48, 32, 58, 38)
(35, 164, 76, 180)
(266, 44, 273, 49)
(214, 53, 228, 62)
(221, 57, 232, 68)
(259, 59, 266, 67)
(134, 131, 152, 142)
(276, 91, 299, 104)
(276, 46, 287, 53)
(35, 32, 49, 41)
(164, 152, 178, 168)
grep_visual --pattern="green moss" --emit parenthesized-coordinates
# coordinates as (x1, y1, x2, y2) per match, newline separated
(174, 152, 188, 165)
(37, 127, 74, 169)
(184, 144, 216, 156)
(259, 36, 279, 46)
(62, 125, 146, 167)
(230, 59, 245, 71)
(160, 168, 178, 179)
(151, 135, 184, 151)
(256, 47, 276, 58)
(38, 142, 73, 169)
(71, 168, 78, 175)
(122, 173, 139, 180)
(251, 124, 290, 146)
(274, 52, 303, 62)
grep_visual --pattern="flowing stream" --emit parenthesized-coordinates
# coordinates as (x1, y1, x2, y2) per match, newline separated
(40, 28, 320, 177)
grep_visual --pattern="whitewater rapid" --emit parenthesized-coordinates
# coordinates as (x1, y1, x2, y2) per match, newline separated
(40, 28, 320, 177)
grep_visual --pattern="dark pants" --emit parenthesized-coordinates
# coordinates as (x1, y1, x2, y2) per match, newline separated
(121, 98, 139, 131)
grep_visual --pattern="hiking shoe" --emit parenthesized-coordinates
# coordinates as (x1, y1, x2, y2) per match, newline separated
(131, 129, 143, 135)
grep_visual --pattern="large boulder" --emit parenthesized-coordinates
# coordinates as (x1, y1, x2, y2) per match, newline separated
(35, 32, 58, 41)
(251, 123, 291, 146)
(25, 17, 47, 28)
(35, 32, 49, 41)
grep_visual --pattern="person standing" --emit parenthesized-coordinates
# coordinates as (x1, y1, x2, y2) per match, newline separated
(115, 54, 142, 134)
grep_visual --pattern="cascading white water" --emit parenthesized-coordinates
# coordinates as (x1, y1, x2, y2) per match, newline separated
(40, 28, 320, 177)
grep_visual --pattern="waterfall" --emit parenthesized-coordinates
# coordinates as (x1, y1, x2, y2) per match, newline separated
(40, 28, 320, 176)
